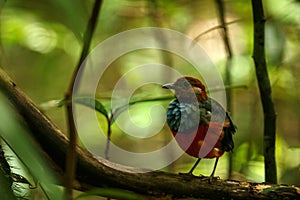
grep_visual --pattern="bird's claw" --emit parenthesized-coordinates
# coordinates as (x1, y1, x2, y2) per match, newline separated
(179, 172, 220, 183)
(199, 175, 220, 183)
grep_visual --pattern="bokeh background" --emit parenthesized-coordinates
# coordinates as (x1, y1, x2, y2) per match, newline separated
(1, 0, 300, 190)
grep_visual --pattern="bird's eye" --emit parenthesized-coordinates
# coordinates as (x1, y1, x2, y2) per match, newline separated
(183, 81, 190, 88)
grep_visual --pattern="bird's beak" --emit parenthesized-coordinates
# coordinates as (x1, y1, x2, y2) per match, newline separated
(162, 83, 174, 89)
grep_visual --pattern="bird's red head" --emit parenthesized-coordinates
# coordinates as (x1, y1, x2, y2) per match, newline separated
(162, 76, 208, 102)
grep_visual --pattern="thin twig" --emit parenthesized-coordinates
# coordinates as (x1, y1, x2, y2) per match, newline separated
(215, 0, 234, 179)
(105, 117, 112, 160)
(64, 0, 103, 198)
(251, 0, 277, 184)
(193, 19, 242, 42)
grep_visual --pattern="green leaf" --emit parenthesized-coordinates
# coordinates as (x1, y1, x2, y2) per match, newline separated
(40, 97, 110, 120)
(0, 94, 64, 200)
(75, 188, 147, 200)
(75, 97, 109, 119)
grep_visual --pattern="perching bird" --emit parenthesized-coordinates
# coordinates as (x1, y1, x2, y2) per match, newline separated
(162, 76, 236, 182)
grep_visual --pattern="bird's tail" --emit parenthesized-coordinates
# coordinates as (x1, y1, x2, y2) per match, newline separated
(221, 112, 237, 152)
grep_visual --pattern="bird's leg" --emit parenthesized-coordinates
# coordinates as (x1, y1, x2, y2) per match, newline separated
(188, 158, 201, 175)
(179, 158, 201, 176)
(209, 157, 220, 183)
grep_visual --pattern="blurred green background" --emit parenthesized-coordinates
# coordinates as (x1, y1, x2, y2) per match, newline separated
(1, 0, 300, 193)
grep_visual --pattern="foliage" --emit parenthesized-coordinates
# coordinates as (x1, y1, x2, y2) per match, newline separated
(0, 94, 64, 199)
(1, 0, 300, 198)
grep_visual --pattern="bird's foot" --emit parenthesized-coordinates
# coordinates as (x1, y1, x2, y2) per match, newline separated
(199, 175, 220, 183)
(179, 172, 207, 178)
(179, 172, 220, 183)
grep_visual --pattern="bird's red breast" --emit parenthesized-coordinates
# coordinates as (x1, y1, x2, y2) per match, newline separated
(171, 122, 231, 158)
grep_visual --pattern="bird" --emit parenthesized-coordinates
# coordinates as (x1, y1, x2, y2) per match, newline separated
(162, 76, 236, 182)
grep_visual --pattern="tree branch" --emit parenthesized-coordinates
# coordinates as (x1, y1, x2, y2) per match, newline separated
(64, 0, 103, 198)
(0, 68, 298, 199)
(251, 0, 277, 184)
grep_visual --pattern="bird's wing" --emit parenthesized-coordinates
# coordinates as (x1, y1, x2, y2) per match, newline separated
(200, 98, 237, 152)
